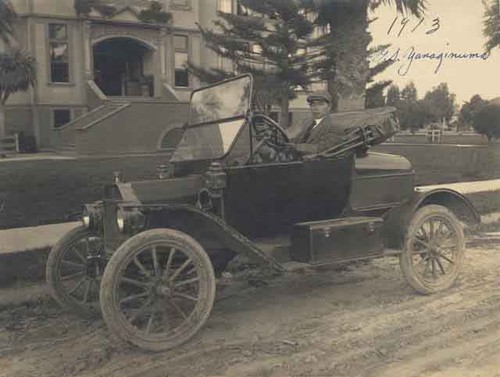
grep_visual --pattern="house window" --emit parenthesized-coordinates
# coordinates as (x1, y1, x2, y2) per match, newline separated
(217, 0, 233, 13)
(174, 35, 189, 88)
(49, 24, 69, 83)
(53, 109, 72, 128)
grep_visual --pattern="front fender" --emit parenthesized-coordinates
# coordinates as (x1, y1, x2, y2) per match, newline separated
(143, 204, 284, 272)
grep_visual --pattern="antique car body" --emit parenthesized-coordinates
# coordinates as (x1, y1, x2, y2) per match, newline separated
(46, 75, 480, 351)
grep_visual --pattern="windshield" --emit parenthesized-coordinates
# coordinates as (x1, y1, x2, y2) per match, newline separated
(170, 119, 244, 161)
(171, 75, 252, 162)
(189, 75, 252, 126)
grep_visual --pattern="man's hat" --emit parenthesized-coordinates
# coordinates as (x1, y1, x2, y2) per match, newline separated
(306, 91, 331, 104)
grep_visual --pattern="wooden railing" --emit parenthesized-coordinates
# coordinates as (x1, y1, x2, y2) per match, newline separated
(0, 134, 19, 156)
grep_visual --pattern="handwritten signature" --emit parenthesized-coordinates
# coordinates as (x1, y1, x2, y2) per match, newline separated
(371, 46, 491, 75)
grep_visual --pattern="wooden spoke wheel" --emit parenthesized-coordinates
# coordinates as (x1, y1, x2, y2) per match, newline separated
(46, 226, 106, 316)
(400, 205, 465, 294)
(99, 229, 216, 351)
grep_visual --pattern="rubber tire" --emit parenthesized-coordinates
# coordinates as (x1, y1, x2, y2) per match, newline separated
(400, 204, 465, 295)
(99, 228, 216, 352)
(46, 226, 103, 317)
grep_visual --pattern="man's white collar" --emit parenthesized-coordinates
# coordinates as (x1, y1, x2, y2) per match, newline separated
(313, 116, 325, 127)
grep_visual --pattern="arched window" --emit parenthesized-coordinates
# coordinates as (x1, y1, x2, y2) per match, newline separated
(159, 127, 185, 151)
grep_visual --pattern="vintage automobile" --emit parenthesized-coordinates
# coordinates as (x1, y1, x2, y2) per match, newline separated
(46, 74, 480, 351)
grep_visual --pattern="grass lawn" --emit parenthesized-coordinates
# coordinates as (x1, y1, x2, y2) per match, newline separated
(1, 143, 499, 229)
(0, 154, 171, 229)
(374, 143, 500, 186)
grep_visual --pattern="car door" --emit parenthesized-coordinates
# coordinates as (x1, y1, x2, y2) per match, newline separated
(223, 156, 353, 238)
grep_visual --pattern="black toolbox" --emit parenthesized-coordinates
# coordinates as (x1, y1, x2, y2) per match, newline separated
(290, 216, 385, 264)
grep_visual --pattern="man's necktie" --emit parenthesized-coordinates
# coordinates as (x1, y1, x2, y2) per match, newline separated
(301, 120, 317, 142)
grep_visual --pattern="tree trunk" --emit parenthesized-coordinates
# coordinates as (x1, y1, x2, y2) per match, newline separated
(280, 95, 290, 129)
(0, 104, 6, 139)
(328, 0, 371, 112)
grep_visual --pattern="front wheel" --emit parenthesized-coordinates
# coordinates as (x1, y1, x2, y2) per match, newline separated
(99, 229, 216, 351)
(400, 205, 465, 294)
(46, 226, 106, 316)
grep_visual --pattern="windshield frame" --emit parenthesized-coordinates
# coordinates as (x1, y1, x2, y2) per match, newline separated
(170, 116, 250, 163)
(187, 74, 253, 127)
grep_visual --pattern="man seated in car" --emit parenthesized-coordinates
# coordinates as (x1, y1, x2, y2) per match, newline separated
(288, 91, 350, 155)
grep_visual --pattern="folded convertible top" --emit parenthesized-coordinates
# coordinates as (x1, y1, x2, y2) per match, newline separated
(318, 107, 399, 158)
(331, 106, 399, 145)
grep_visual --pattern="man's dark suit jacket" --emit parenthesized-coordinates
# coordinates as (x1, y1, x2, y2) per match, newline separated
(292, 115, 348, 153)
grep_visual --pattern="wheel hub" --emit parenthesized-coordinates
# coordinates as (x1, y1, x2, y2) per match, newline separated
(85, 255, 104, 278)
(152, 279, 174, 298)
(427, 239, 441, 256)
(157, 284, 172, 297)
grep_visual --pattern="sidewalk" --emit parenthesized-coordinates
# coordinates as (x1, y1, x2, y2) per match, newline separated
(416, 179, 500, 194)
(0, 222, 79, 255)
(0, 152, 75, 163)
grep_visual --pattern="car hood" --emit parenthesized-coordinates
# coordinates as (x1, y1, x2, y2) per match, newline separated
(108, 174, 204, 206)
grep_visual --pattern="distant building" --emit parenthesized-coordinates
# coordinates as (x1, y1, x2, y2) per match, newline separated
(4, 0, 363, 154)
(3, 0, 231, 152)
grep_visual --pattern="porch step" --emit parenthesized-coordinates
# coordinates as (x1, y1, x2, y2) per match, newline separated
(52, 102, 130, 151)
(76, 102, 129, 130)
(109, 96, 166, 103)
(58, 102, 128, 133)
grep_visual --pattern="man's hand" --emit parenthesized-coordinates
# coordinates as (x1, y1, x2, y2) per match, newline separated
(301, 153, 318, 162)
(295, 143, 318, 154)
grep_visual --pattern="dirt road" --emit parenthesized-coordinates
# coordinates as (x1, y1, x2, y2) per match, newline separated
(1, 243, 499, 377)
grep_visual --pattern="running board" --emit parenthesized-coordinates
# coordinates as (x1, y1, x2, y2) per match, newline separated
(281, 248, 402, 272)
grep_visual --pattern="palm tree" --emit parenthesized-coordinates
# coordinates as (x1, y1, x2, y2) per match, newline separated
(0, 2, 36, 138)
(0, 50, 36, 137)
(306, 0, 426, 111)
(0, 0, 17, 45)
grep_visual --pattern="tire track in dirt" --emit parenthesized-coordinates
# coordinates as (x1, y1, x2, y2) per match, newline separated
(1, 245, 499, 377)
(118, 247, 500, 377)
(210, 287, 500, 377)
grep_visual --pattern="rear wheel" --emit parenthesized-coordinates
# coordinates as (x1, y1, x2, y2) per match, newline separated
(46, 226, 105, 316)
(400, 205, 465, 294)
(99, 229, 216, 351)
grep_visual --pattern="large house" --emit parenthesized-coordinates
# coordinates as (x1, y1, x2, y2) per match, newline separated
(5, 0, 363, 154)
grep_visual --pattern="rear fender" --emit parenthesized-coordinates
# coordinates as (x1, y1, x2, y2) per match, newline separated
(383, 188, 480, 248)
(413, 188, 481, 225)
(144, 204, 283, 272)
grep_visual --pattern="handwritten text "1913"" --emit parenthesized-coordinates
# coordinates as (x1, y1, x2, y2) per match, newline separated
(387, 16, 441, 37)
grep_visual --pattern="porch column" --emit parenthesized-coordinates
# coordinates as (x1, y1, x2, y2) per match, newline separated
(154, 33, 164, 98)
(82, 21, 93, 80)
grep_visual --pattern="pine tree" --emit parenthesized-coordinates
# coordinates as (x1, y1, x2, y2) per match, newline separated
(483, 0, 499, 52)
(188, 0, 319, 129)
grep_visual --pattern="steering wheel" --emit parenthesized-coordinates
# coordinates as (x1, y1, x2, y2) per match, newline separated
(249, 114, 295, 163)
(251, 114, 289, 146)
